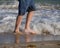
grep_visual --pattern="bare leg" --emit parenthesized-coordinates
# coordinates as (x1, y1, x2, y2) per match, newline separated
(14, 15, 23, 34)
(25, 11, 33, 29)
(25, 11, 36, 35)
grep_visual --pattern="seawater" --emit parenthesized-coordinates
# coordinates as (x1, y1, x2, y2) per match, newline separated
(0, 7, 60, 35)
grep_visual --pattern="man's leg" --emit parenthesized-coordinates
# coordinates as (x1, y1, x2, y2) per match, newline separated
(25, 11, 36, 34)
(14, 15, 23, 34)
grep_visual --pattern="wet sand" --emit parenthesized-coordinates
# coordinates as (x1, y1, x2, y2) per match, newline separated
(0, 41, 60, 48)
(0, 32, 60, 48)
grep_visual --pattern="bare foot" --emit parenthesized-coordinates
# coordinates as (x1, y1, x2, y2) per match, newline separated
(24, 29, 36, 35)
(13, 31, 23, 35)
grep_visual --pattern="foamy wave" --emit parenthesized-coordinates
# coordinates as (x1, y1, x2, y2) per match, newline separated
(0, 9, 60, 35)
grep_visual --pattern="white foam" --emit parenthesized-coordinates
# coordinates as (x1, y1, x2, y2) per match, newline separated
(0, 9, 60, 35)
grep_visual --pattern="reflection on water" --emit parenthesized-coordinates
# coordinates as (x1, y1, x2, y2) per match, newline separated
(0, 32, 60, 44)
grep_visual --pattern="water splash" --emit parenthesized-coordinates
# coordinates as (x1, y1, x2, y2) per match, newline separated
(0, 8, 60, 35)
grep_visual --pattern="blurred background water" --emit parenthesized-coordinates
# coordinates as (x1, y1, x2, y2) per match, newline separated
(0, 0, 60, 5)
(0, 0, 60, 35)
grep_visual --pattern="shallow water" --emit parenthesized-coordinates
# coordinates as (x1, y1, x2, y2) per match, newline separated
(0, 32, 60, 48)
(0, 32, 60, 43)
